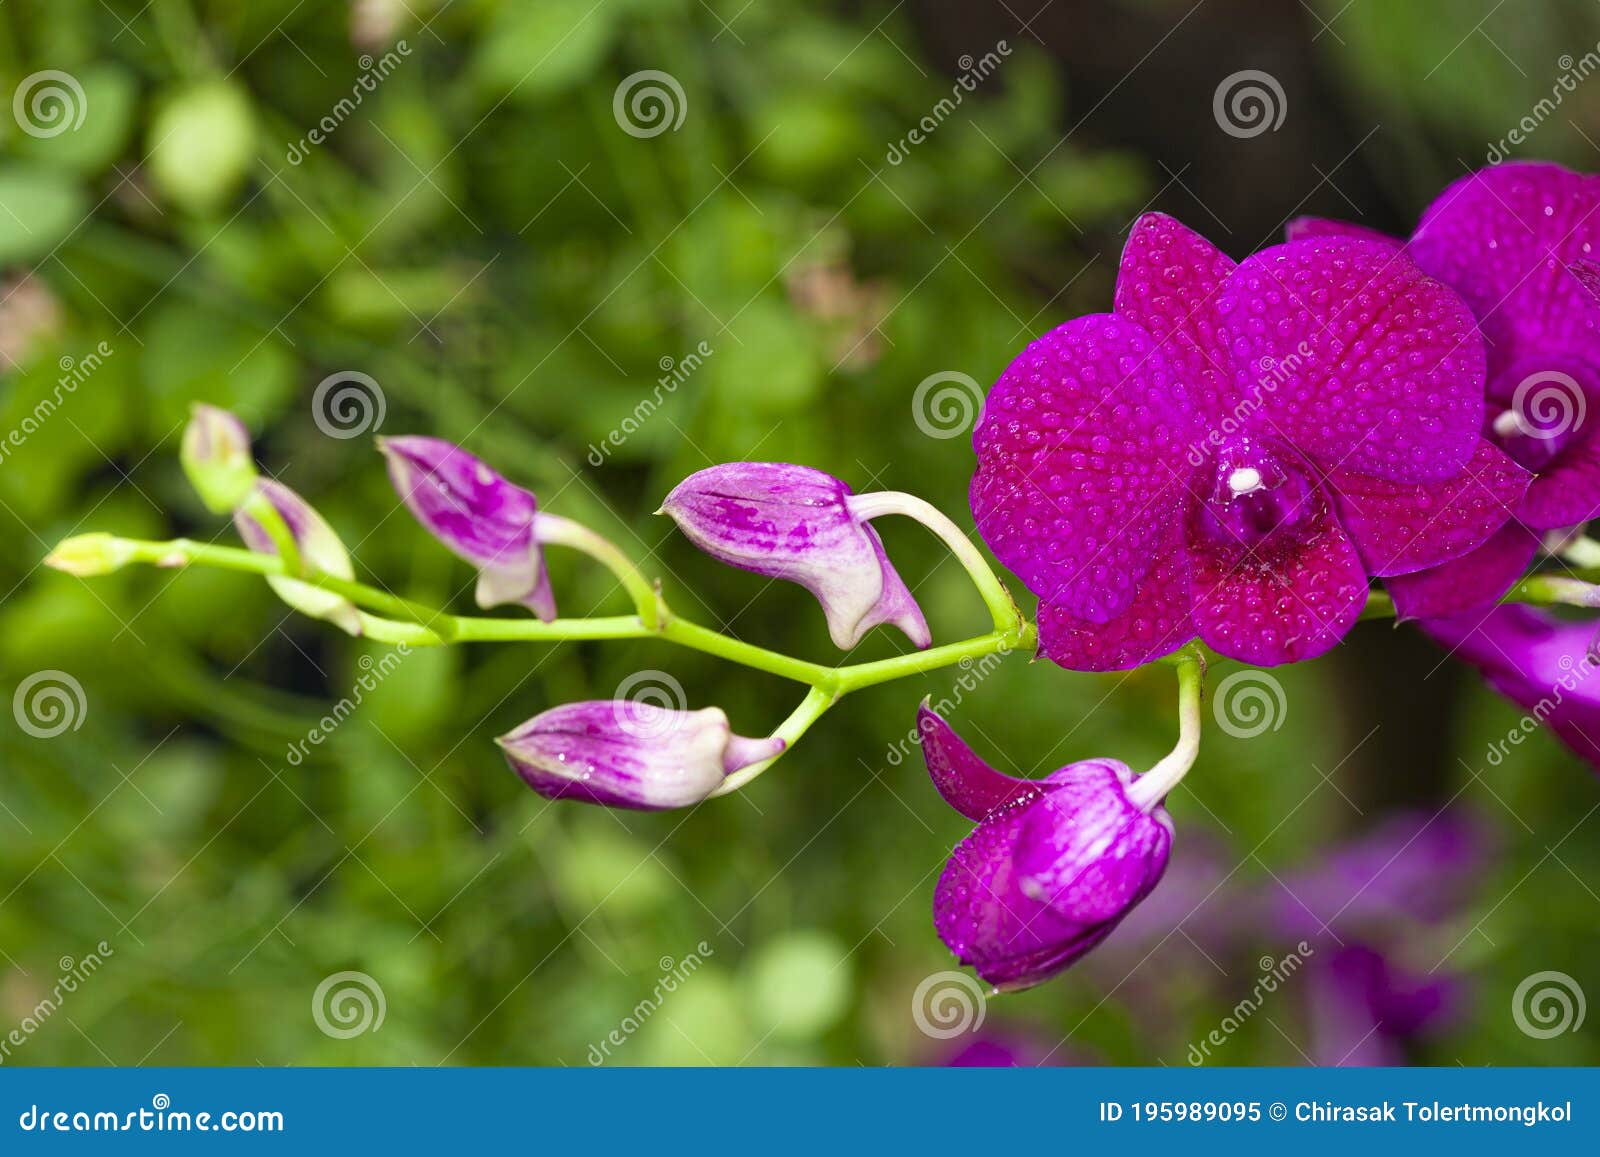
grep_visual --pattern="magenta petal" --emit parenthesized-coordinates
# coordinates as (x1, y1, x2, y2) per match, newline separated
(971, 313, 1197, 624)
(1518, 427, 1600, 530)
(1186, 480, 1367, 665)
(661, 463, 930, 651)
(1419, 606, 1600, 772)
(1013, 761, 1172, 923)
(932, 755, 1171, 991)
(1037, 519, 1194, 671)
(1329, 438, 1531, 576)
(379, 436, 555, 620)
(916, 704, 1037, 821)
(1410, 162, 1600, 382)
(1216, 238, 1485, 483)
(1113, 212, 1238, 421)
(1384, 522, 1540, 621)
(1284, 217, 1404, 249)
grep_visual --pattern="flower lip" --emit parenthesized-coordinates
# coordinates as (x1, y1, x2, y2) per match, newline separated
(1191, 435, 1317, 550)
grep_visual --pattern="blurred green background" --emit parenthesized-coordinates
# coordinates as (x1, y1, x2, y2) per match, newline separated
(1, 0, 1597, 1066)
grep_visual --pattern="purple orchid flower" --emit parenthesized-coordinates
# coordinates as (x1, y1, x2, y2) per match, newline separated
(1291, 163, 1600, 618)
(379, 436, 557, 621)
(498, 700, 785, 810)
(1418, 606, 1600, 772)
(918, 704, 1172, 990)
(660, 463, 932, 651)
(234, 478, 363, 636)
(973, 212, 1528, 669)
(1307, 944, 1464, 1067)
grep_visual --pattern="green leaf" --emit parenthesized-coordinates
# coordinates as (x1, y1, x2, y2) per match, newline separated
(0, 165, 89, 264)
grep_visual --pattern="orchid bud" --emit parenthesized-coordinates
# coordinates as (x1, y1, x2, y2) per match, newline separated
(45, 533, 138, 577)
(919, 705, 1172, 990)
(378, 436, 556, 621)
(234, 479, 362, 636)
(181, 404, 257, 514)
(498, 700, 785, 810)
(660, 463, 931, 651)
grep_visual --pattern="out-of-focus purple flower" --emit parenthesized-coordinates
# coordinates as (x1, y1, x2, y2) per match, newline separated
(660, 463, 931, 651)
(1292, 164, 1600, 618)
(1418, 606, 1600, 772)
(379, 435, 556, 621)
(234, 478, 363, 635)
(937, 1030, 1086, 1067)
(973, 212, 1526, 669)
(498, 700, 784, 811)
(919, 704, 1172, 990)
(1307, 944, 1464, 1067)
(181, 404, 257, 514)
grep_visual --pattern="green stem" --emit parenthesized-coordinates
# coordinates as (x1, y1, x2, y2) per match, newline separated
(847, 490, 1022, 633)
(707, 685, 838, 797)
(1127, 654, 1204, 810)
(536, 512, 662, 630)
